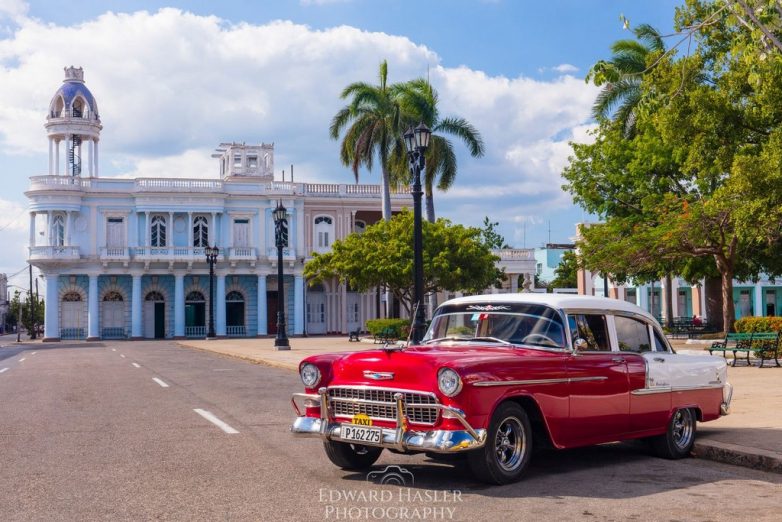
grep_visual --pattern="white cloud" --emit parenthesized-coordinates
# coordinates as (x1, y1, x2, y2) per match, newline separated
(0, 0, 27, 21)
(553, 63, 578, 73)
(0, 196, 26, 232)
(0, 7, 599, 259)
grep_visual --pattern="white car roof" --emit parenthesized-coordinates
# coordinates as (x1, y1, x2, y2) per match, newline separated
(441, 293, 658, 323)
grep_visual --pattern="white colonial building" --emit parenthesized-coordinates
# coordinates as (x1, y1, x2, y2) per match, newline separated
(28, 67, 537, 341)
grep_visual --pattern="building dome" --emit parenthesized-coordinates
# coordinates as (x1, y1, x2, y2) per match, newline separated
(48, 66, 99, 120)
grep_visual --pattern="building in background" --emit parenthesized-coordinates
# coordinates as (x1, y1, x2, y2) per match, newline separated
(27, 67, 411, 340)
(534, 243, 575, 284)
(0, 274, 8, 333)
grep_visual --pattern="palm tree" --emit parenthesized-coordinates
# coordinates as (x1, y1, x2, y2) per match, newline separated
(587, 24, 665, 137)
(330, 60, 401, 221)
(395, 79, 485, 222)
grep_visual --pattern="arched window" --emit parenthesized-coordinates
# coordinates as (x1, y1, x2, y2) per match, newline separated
(186, 291, 205, 302)
(226, 291, 244, 302)
(62, 291, 82, 302)
(151, 215, 166, 247)
(193, 216, 208, 247)
(103, 291, 123, 301)
(145, 291, 165, 301)
(314, 215, 334, 251)
(52, 95, 65, 118)
(51, 215, 65, 246)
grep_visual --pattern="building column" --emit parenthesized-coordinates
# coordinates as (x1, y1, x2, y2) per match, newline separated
(43, 272, 60, 341)
(131, 274, 142, 338)
(754, 284, 764, 317)
(64, 135, 70, 175)
(168, 211, 174, 247)
(55, 139, 60, 175)
(65, 211, 72, 246)
(94, 139, 99, 177)
(88, 138, 94, 177)
(29, 212, 35, 248)
(145, 211, 150, 247)
(187, 212, 193, 248)
(339, 281, 347, 335)
(637, 284, 649, 312)
(210, 212, 217, 247)
(48, 138, 54, 175)
(216, 274, 226, 337)
(46, 210, 53, 246)
(87, 274, 100, 340)
(294, 275, 304, 335)
(257, 275, 267, 336)
(174, 273, 185, 338)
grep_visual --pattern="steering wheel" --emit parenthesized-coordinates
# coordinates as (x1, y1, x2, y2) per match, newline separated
(520, 333, 558, 347)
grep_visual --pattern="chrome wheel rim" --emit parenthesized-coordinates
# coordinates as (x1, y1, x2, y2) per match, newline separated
(494, 417, 525, 472)
(672, 409, 694, 451)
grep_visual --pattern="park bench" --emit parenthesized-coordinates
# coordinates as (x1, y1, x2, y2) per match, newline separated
(373, 327, 397, 344)
(709, 332, 754, 366)
(709, 331, 781, 367)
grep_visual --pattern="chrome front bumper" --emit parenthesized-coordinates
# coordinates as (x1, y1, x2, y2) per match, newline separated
(290, 388, 486, 453)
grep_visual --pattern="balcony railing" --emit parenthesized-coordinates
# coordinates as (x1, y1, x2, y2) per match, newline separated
(132, 246, 223, 262)
(266, 246, 296, 262)
(29, 176, 91, 191)
(135, 178, 224, 192)
(228, 247, 256, 259)
(227, 325, 247, 337)
(185, 326, 206, 337)
(494, 248, 535, 261)
(100, 247, 129, 260)
(29, 245, 80, 261)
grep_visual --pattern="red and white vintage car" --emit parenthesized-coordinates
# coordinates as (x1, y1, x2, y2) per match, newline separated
(291, 294, 732, 484)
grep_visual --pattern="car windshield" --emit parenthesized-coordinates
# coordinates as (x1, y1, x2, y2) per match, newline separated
(422, 303, 567, 349)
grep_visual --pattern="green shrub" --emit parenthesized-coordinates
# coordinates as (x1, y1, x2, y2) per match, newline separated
(365, 319, 410, 339)
(733, 316, 782, 358)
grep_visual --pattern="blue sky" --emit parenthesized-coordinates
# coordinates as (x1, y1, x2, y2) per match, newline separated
(0, 0, 683, 287)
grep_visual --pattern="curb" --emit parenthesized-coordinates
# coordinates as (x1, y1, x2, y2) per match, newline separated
(694, 439, 782, 474)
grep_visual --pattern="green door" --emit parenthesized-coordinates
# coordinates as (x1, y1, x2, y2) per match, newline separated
(154, 302, 165, 339)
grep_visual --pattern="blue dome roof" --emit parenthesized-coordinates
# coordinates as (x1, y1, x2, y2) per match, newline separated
(49, 68, 99, 118)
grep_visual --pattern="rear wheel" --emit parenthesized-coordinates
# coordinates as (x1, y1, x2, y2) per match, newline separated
(468, 402, 532, 484)
(323, 441, 383, 470)
(651, 408, 696, 459)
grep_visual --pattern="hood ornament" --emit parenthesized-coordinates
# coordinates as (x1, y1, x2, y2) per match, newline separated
(363, 370, 395, 381)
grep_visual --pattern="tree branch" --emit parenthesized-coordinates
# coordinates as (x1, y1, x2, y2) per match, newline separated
(735, 0, 782, 53)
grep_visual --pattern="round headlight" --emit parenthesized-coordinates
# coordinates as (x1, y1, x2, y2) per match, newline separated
(300, 363, 321, 388)
(438, 368, 462, 397)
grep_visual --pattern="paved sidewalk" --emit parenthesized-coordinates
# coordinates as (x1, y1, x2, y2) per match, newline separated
(179, 335, 782, 473)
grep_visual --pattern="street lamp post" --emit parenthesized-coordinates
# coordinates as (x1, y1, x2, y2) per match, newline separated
(205, 245, 219, 338)
(403, 123, 431, 344)
(273, 200, 290, 350)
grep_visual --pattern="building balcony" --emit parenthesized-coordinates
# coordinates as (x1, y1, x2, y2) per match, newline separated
(227, 247, 257, 267)
(131, 246, 225, 267)
(100, 247, 130, 266)
(29, 245, 80, 262)
(266, 246, 297, 266)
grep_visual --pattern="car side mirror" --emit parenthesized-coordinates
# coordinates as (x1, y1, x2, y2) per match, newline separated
(573, 337, 589, 352)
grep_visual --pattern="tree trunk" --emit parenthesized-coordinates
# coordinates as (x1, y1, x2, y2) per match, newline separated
(425, 192, 435, 223)
(380, 166, 392, 222)
(720, 269, 736, 333)
(664, 274, 674, 328)
(704, 276, 723, 332)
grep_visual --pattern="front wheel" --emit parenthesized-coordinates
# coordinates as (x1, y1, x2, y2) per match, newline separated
(651, 408, 696, 459)
(324, 441, 383, 470)
(467, 402, 532, 484)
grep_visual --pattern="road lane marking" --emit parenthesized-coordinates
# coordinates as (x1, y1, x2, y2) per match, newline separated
(193, 409, 239, 434)
(31, 352, 37, 355)
(152, 378, 169, 388)
(111, 348, 116, 352)
(120, 354, 126, 358)
(19, 358, 25, 362)
(132, 363, 140, 368)
(0, 368, 8, 374)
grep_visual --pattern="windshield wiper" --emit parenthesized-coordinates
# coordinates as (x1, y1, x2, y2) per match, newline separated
(423, 336, 511, 345)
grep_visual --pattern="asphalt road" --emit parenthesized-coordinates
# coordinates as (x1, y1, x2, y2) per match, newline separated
(0, 340, 779, 522)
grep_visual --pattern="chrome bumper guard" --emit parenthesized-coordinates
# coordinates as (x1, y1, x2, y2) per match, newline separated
(721, 382, 733, 416)
(290, 388, 486, 453)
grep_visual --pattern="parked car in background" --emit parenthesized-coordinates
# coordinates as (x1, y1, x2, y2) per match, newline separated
(291, 294, 732, 484)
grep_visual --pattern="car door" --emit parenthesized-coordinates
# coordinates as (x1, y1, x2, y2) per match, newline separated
(566, 313, 630, 445)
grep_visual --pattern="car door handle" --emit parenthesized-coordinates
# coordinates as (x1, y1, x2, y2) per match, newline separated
(612, 357, 624, 363)
(653, 357, 665, 363)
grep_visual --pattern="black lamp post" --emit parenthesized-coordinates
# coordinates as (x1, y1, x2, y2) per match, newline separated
(205, 245, 219, 338)
(273, 200, 290, 350)
(403, 123, 431, 344)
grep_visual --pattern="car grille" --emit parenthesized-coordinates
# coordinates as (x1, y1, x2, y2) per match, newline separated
(328, 386, 439, 426)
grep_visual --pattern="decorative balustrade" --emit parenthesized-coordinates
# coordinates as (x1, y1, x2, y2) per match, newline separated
(100, 247, 129, 259)
(132, 246, 224, 261)
(229, 247, 256, 259)
(185, 326, 206, 337)
(29, 175, 91, 191)
(494, 248, 536, 261)
(135, 178, 224, 192)
(28, 245, 80, 260)
(226, 325, 247, 337)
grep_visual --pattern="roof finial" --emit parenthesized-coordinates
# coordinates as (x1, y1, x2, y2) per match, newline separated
(64, 66, 84, 83)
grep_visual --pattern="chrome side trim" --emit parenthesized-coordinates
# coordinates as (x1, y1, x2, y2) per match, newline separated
(473, 376, 607, 387)
(630, 383, 725, 396)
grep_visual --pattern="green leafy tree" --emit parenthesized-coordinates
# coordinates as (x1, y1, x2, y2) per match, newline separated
(304, 210, 504, 314)
(394, 79, 485, 222)
(330, 60, 401, 221)
(549, 250, 579, 290)
(9, 290, 44, 336)
(479, 217, 510, 250)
